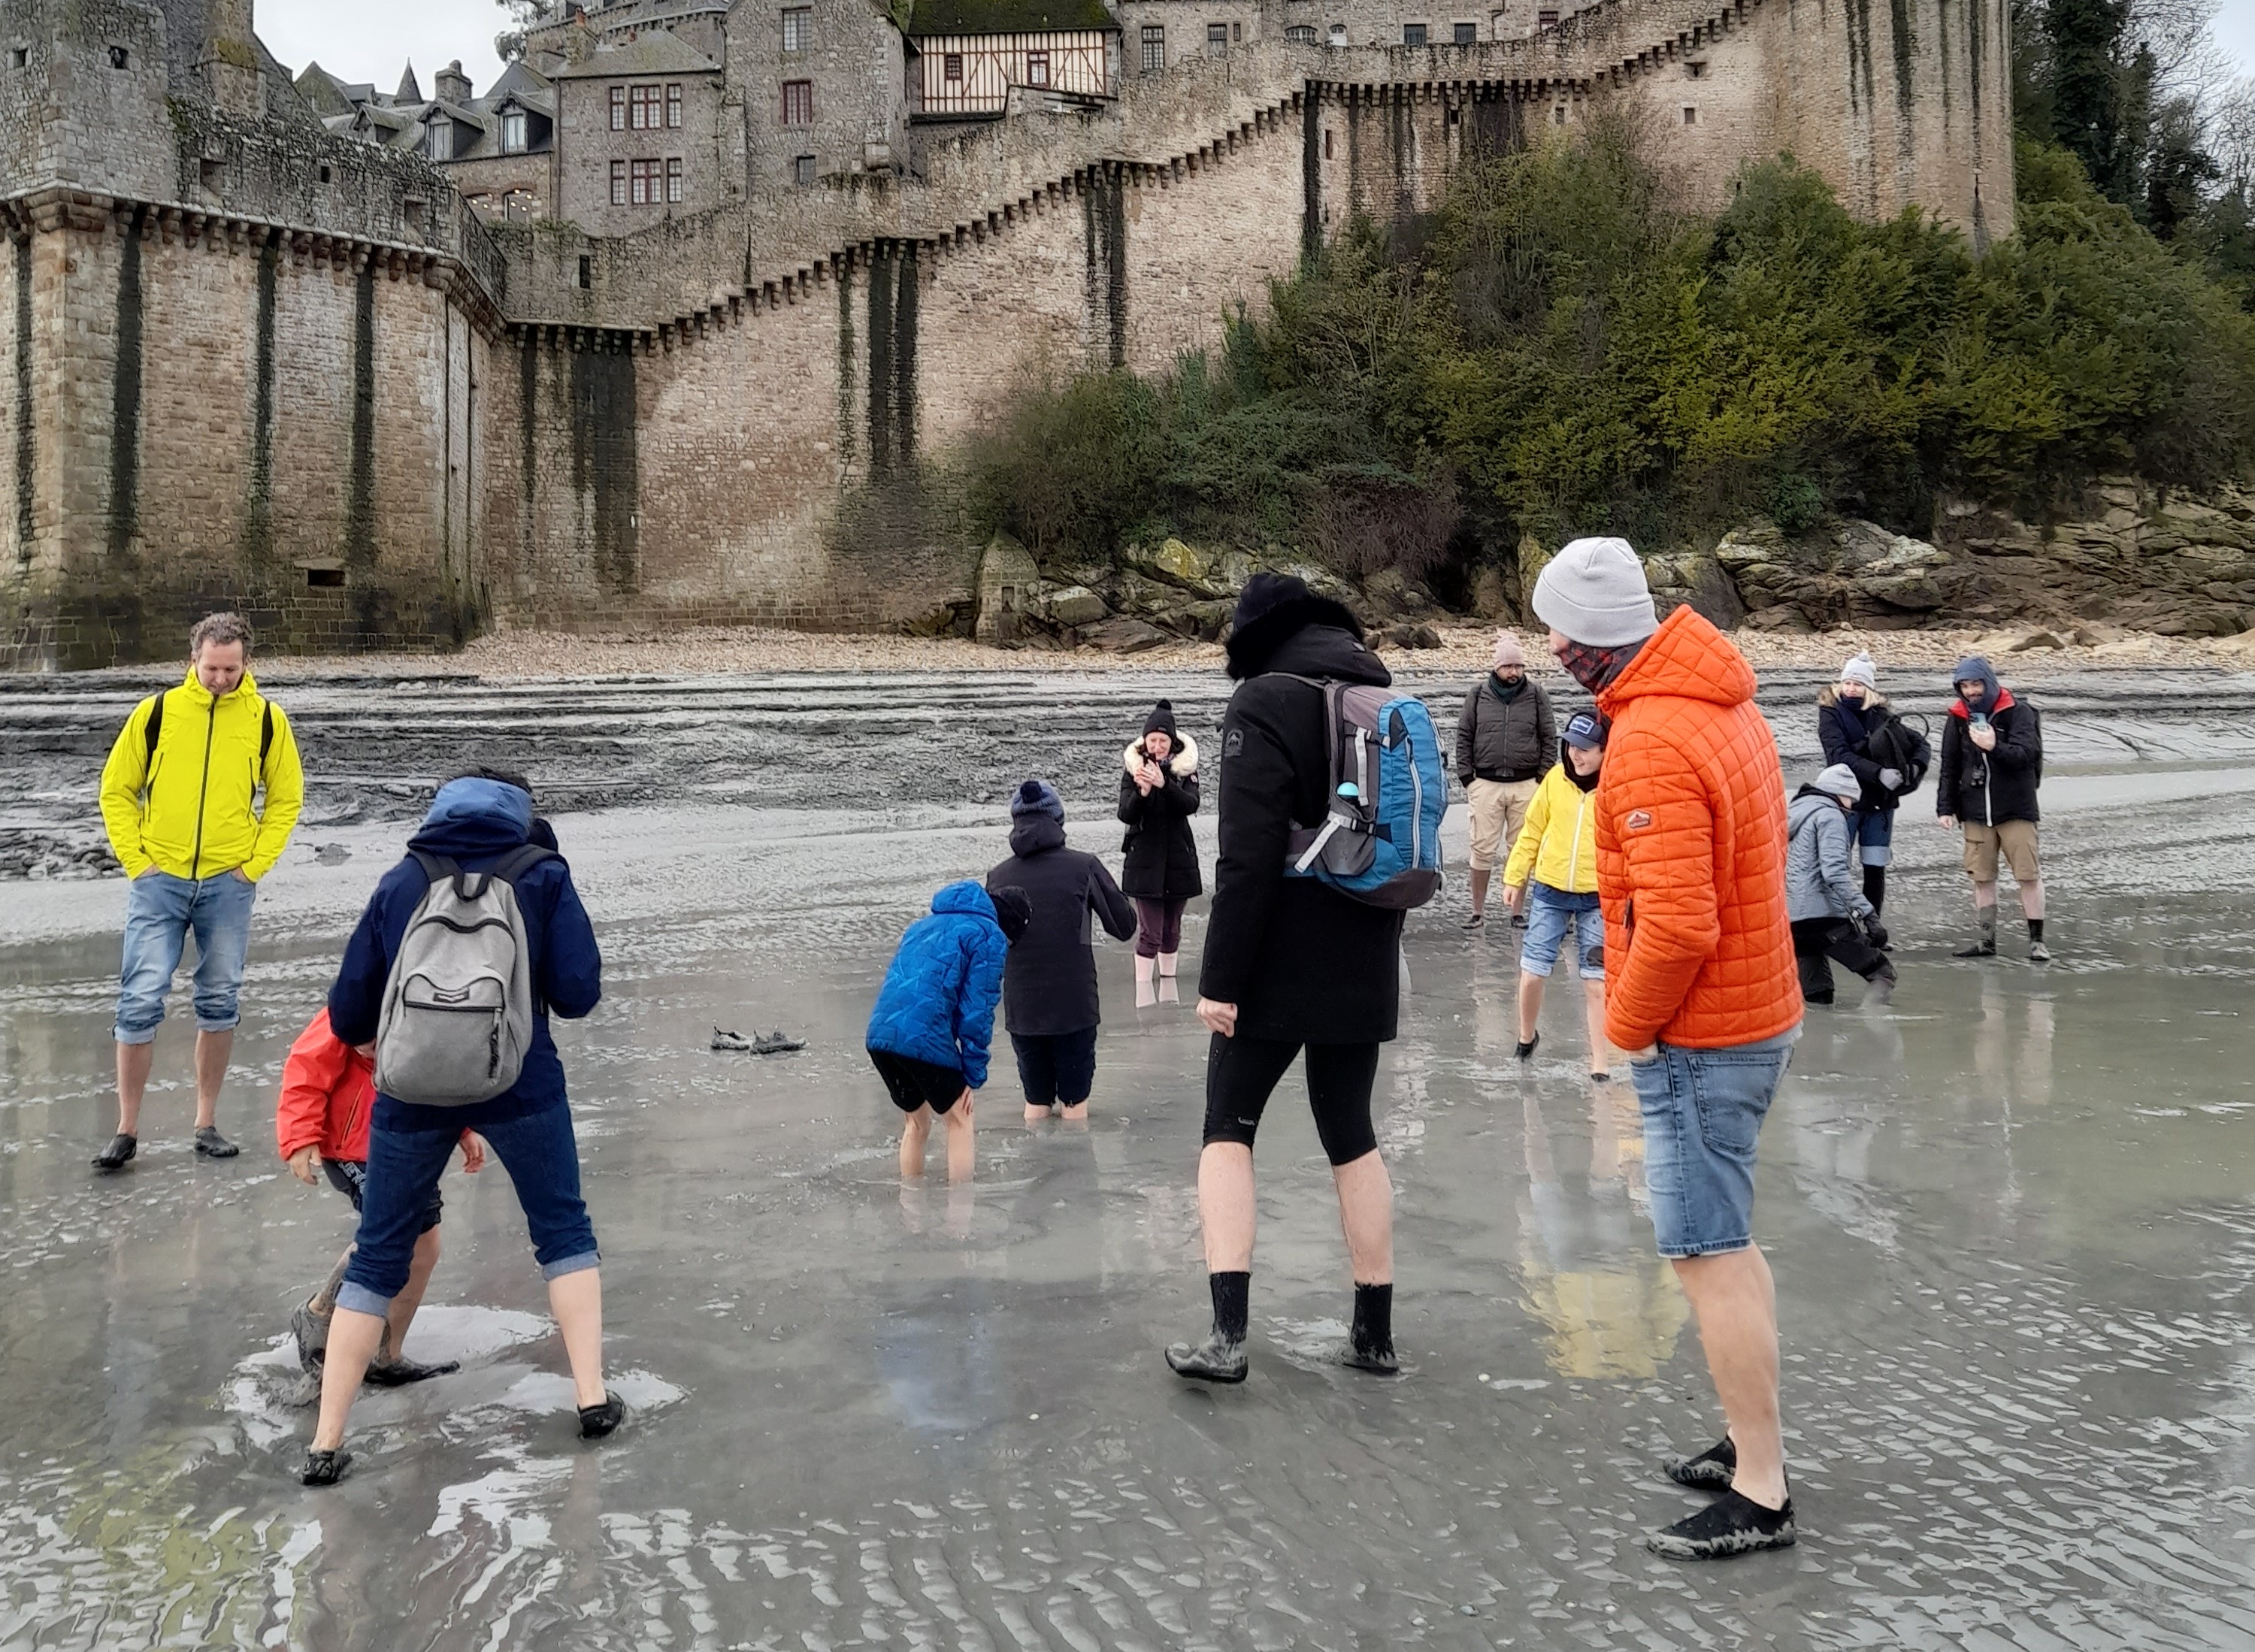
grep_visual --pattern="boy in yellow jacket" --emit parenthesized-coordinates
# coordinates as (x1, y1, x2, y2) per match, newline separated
(93, 613, 304, 1170)
(1500, 711, 1612, 1079)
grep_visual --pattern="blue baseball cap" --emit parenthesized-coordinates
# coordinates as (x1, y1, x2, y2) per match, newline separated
(1562, 711, 1608, 750)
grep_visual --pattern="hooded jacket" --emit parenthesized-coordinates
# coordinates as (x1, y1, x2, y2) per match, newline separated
(1456, 674, 1557, 785)
(328, 778, 604, 1132)
(989, 815, 1137, 1037)
(1785, 789, 1875, 924)
(1594, 606, 1801, 1052)
(1936, 667, 2042, 828)
(1117, 734, 1203, 900)
(1816, 686, 1929, 815)
(99, 668, 305, 882)
(274, 1008, 378, 1163)
(1502, 746, 1601, 895)
(1198, 622, 1406, 1044)
(866, 880, 1011, 1088)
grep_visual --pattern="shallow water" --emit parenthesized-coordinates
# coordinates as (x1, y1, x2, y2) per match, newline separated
(3, 667, 2254, 1649)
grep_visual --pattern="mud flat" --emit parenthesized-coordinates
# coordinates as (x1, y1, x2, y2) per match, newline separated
(3, 671, 2255, 1648)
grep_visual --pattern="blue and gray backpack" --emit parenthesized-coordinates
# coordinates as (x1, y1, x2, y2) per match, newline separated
(1276, 676, 1448, 909)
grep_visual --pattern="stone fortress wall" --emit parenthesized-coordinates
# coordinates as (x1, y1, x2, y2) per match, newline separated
(0, 0, 2011, 666)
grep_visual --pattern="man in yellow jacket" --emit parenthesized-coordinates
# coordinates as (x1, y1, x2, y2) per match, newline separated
(95, 613, 304, 1170)
(1500, 710, 1612, 1079)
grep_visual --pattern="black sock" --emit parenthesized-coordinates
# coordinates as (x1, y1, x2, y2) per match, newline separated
(1862, 864, 1886, 915)
(2028, 918, 2045, 942)
(1209, 1271, 1249, 1342)
(1351, 1282, 1393, 1354)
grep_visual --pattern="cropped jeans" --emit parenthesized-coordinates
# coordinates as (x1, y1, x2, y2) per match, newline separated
(114, 870, 258, 1045)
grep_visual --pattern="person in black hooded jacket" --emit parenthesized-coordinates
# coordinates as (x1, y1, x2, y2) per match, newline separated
(988, 779, 1137, 1121)
(1167, 573, 1406, 1387)
(1118, 698, 1202, 1001)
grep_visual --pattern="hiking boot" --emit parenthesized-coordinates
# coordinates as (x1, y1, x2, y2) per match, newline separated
(1664, 1436, 1736, 1491)
(92, 1133, 138, 1172)
(1515, 1032, 1540, 1060)
(710, 1027, 753, 1051)
(290, 1301, 331, 1375)
(299, 1449, 352, 1487)
(1644, 1490, 1796, 1560)
(364, 1355, 460, 1387)
(578, 1393, 627, 1439)
(195, 1126, 239, 1159)
(1164, 1330, 1249, 1384)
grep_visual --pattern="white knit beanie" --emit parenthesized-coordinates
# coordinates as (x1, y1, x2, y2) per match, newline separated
(1530, 537, 1660, 648)
(1839, 652, 1878, 690)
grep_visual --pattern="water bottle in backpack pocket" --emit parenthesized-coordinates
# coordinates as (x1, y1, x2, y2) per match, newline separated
(1276, 676, 1448, 910)
(374, 846, 551, 1106)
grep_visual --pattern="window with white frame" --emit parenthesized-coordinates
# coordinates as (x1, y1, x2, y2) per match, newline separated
(667, 83, 683, 126)
(782, 7, 813, 50)
(666, 157, 683, 201)
(425, 118, 449, 160)
(610, 158, 627, 204)
(1027, 50, 1049, 84)
(610, 85, 626, 129)
(1140, 24, 1164, 71)
(1285, 23, 1316, 42)
(502, 108, 527, 153)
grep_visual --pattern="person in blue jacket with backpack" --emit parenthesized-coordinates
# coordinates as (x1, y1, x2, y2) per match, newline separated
(867, 880, 1033, 1180)
(299, 769, 612, 1487)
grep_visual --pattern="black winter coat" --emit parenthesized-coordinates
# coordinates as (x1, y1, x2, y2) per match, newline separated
(1936, 695, 2042, 827)
(1816, 689, 1930, 815)
(1117, 734, 1203, 900)
(1197, 623, 1406, 1045)
(988, 815, 1137, 1036)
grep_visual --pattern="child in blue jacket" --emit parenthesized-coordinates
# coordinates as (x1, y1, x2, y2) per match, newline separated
(867, 879, 1031, 1178)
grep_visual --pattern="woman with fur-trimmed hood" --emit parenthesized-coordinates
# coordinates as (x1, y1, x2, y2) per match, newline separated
(1118, 699, 1202, 997)
(1815, 652, 1930, 921)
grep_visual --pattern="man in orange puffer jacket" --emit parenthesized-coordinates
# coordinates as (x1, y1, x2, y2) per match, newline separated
(1533, 537, 1802, 1563)
(276, 1008, 483, 1385)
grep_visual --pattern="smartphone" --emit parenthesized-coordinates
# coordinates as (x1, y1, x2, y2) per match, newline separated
(1970, 712, 1990, 732)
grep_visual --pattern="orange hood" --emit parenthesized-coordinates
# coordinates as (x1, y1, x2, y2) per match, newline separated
(1598, 606, 1758, 717)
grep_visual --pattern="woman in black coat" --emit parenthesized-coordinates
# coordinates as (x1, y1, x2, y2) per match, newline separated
(1118, 699, 1202, 995)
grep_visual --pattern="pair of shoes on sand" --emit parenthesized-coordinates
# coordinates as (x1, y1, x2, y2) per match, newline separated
(1649, 1435, 1798, 1559)
(302, 1393, 627, 1485)
(93, 1126, 239, 1171)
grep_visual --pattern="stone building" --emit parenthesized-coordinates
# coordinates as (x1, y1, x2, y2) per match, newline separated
(302, 59, 558, 221)
(1, 0, 2017, 667)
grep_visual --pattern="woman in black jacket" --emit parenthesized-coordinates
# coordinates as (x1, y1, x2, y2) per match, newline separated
(1118, 700, 1201, 1002)
(1815, 652, 1929, 920)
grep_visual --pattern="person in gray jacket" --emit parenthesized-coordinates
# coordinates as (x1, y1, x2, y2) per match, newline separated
(1454, 631, 1556, 932)
(1787, 764, 1897, 1006)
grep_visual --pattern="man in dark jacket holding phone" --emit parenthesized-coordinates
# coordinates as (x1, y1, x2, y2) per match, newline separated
(1167, 573, 1406, 1386)
(989, 779, 1137, 1121)
(1936, 655, 2048, 961)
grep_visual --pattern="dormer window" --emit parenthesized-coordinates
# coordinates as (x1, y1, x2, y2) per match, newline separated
(425, 119, 450, 161)
(503, 108, 527, 153)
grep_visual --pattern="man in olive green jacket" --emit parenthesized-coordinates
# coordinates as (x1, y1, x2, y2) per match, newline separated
(94, 613, 304, 1170)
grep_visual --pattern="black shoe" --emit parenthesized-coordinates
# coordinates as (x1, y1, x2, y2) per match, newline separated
(578, 1393, 627, 1439)
(1509, 913, 1527, 930)
(195, 1126, 239, 1159)
(92, 1133, 138, 1172)
(1515, 1033, 1540, 1060)
(1341, 1342, 1399, 1376)
(364, 1355, 460, 1387)
(1805, 992, 1836, 1006)
(1664, 1436, 1736, 1491)
(290, 1302, 331, 1375)
(1589, 1070, 1611, 1083)
(299, 1449, 353, 1487)
(1164, 1330, 1248, 1384)
(1461, 911, 1485, 931)
(1954, 938, 1996, 958)
(1645, 1489, 1796, 1560)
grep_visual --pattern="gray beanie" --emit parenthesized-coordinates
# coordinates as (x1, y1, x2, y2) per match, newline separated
(1815, 762, 1863, 801)
(1839, 652, 1878, 690)
(1530, 537, 1660, 647)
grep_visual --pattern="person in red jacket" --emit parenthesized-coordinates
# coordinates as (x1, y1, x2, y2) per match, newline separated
(276, 1007, 483, 1385)
(1535, 537, 1803, 1563)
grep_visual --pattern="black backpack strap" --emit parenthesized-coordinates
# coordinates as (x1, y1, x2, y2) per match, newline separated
(488, 844, 556, 886)
(259, 701, 274, 777)
(409, 849, 460, 887)
(141, 691, 165, 771)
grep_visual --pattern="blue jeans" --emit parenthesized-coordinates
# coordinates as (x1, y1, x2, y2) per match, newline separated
(114, 870, 258, 1044)
(1845, 809, 1893, 867)
(337, 1100, 599, 1316)
(1631, 1028, 1799, 1258)
(1518, 884, 1603, 981)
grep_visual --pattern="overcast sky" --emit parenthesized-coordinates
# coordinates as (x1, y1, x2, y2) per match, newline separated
(252, 0, 2255, 98)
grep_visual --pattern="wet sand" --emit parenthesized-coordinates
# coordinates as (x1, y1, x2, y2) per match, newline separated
(4, 668, 2255, 1647)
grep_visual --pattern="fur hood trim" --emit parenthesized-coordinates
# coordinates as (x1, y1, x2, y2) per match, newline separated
(1124, 734, 1199, 777)
(1817, 685, 1890, 712)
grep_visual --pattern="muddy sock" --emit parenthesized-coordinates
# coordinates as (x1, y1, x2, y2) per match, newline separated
(1208, 1271, 1249, 1342)
(1351, 1283, 1394, 1356)
(2027, 918, 2045, 943)
(1861, 864, 1886, 915)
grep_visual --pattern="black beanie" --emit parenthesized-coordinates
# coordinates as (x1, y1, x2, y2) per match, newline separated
(989, 885, 1034, 943)
(1143, 700, 1178, 740)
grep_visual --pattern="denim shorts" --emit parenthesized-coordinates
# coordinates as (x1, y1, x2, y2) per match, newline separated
(1519, 885, 1603, 981)
(337, 1101, 598, 1316)
(1631, 1027, 1799, 1258)
(1846, 809, 1893, 867)
(114, 870, 259, 1044)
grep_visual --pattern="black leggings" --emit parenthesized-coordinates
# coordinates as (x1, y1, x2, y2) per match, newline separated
(1135, 897, 1185, 958)
(1202, 1034, 1381, 1166)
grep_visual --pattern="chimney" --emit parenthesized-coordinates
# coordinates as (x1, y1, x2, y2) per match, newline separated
(434, 60, 472, 104)
(197, 0, 263, 116)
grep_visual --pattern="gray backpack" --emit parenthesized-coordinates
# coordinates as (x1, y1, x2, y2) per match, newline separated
(373, 847, 552, 1106)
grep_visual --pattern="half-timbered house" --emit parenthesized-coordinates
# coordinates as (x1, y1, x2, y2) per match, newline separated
(907, 0, 1120, 120)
